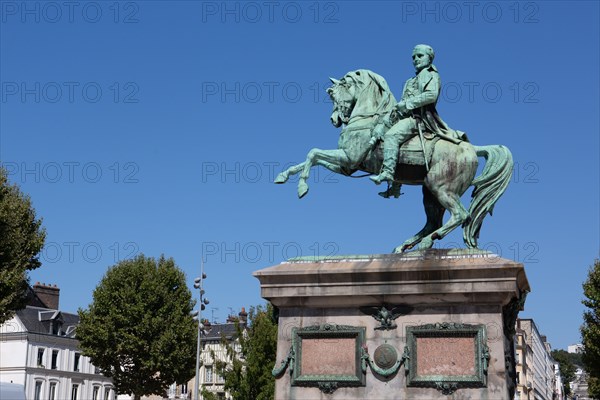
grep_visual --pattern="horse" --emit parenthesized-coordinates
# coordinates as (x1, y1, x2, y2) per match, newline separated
(274, 70, 513, 252)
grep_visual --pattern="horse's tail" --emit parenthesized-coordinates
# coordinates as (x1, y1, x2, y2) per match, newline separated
(463, 145, 514, 248)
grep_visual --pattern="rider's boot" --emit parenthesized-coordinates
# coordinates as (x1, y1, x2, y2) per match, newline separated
(370, 148, 398, 185)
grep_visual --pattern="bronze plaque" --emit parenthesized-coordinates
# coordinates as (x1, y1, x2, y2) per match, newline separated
(373, 344, 398, 369)
(300, 338, 355, 375)
(416, 336, 475, 376)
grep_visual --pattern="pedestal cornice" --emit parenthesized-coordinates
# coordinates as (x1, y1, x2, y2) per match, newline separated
(253, 250, 529, 308)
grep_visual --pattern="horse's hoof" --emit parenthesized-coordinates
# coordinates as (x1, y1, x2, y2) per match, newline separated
(396, 242, 415, 253)
(274, 172, 288, 184)
(298, 182, 309, 199)
(419, 237, 434, 250)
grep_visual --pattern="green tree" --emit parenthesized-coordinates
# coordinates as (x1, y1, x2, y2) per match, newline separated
(205, 303, 277, 400)
(566, 351, 583, 368)
(551, 349, 576, 396)
(581, 259, 600, 399)
(0, 167, 46, 324)
(77, 254, 197, 400)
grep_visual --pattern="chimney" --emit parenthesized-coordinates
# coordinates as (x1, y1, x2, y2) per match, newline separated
(239, 307, 248, 325)
(33, 282, 60, 310)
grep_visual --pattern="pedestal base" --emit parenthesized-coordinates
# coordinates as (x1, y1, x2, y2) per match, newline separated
(254, 250, 529, 400)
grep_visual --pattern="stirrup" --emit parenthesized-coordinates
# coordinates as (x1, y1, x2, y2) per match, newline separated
(378, 182, 402, 199)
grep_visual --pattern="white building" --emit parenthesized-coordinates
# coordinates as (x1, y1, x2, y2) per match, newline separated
(568, 344, 584, 354)
(145, 309, 247, 400)
(0, 283, 115, 400)
(515, 319, 558, 400)
(554, 362, 565, 400)
(191, 310, 247, 400)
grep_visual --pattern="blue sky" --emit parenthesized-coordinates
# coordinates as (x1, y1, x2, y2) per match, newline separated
(1, 1, 598, 350)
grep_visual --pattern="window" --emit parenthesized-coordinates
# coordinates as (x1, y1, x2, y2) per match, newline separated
(37, 348, 45, 367)
(167, 383, 176, 397)
(34, 381, 43, 400)
(180, 383, 188, 395)
(73, 353, 80, 371)
(205, 366, 213, 383)
(103, 387, 111, 400)
(49, 382, 57, 400)
(71, 384, 79, 400)
(92, 386, 100, 400)
(51, 350, 59, 369)
(216, 371, 224, 384)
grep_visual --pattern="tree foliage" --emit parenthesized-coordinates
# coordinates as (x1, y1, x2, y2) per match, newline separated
(207, 303, 277, 400)
(565, 351, 583, 367)
(0, 167, 46, 324)
(77, 255, 197, 400)
(551, 349, 576, 395)
(581, 259, 600, 399)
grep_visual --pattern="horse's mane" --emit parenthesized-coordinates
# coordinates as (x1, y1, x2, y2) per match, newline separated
(343, 70, 397, 116)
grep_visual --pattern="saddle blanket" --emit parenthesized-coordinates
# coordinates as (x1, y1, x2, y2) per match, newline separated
(398, 134, 439, 166)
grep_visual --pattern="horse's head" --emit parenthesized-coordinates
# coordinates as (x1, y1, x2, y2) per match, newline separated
(326, 70, 396, 129)
(326, 77, 356, 128)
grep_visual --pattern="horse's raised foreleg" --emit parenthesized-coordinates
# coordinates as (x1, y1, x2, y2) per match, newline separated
(297, 148, 351, 198)
(395, 186, 445, 253)
(274, 158, 346, 186)
(274, 162, 306, 184)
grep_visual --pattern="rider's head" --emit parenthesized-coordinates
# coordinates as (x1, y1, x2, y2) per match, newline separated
(412, 44, 434, 73)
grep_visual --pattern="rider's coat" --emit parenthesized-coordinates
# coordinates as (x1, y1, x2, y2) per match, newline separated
(401, 65, 468, 143)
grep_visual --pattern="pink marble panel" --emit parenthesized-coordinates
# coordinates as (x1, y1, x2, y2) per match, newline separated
(416, 337, 475, 376)
(300, 338, 356, 375)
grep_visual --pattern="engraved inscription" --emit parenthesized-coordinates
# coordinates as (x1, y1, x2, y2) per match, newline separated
(416, 337, 475, 376)
(300, 338, 355, 375)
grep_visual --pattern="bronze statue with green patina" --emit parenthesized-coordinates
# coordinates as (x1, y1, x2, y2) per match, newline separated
(370, 44, 467, 198)
(275, 44, 513, 252)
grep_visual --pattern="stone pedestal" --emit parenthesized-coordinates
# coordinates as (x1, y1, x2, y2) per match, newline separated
(253, 250, 529, 400)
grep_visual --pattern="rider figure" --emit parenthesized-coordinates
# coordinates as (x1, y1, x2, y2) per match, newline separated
(370, 44, 467, 192)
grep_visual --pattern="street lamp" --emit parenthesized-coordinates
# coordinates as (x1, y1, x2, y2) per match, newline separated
(193, 266, 209, 400)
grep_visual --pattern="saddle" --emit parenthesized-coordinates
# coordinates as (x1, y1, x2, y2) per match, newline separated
(397, 131, 439, 167)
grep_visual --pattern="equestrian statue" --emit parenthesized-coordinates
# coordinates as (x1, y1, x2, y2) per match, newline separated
(274, 44, 513, 253)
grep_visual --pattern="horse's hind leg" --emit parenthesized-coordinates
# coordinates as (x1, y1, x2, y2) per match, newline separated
(419, 186, 470, 249)
(395, 186, 444, 253)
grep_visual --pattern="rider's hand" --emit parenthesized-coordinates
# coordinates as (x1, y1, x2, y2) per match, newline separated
(396, 101, 408, 116)
(384, 113, 392, 125)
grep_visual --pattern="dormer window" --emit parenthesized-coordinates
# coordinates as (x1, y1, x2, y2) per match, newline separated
(39, 310, 64, 335)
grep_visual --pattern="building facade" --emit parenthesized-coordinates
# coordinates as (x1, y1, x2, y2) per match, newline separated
(514, 318, 560, 400)
(145, 309, 247, 400)
(0, 283, 115, 400)
(567, 344, 583, 354)
(191, 309, 247, 400)
(515, 326, 533, 399)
